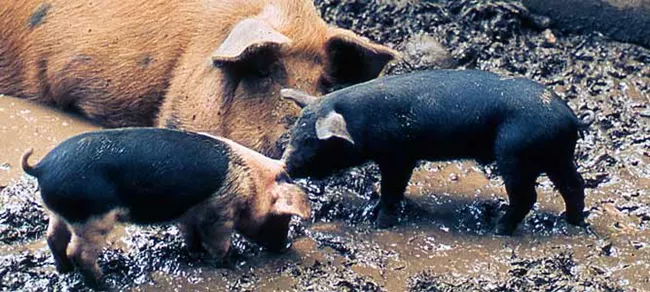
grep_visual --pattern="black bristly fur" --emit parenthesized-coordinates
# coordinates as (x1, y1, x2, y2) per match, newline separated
(28, 128, 230, 223)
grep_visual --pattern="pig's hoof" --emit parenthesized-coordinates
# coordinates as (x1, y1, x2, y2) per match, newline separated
(563, 211, 587, 227)
(375, 210, 398, 229)
(187, 250, 204, 260)
(494, 221, 516, 236)
(81, 274, 106, 291)
(205, 255, 235, 269)
(186, 243, 207, 258)
(54, 261, 74, 274)
(185, 241, 206, 255)
(264, 240, 292, 254)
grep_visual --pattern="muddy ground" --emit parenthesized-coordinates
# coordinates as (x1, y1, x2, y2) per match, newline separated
(1, 0, 650, 291)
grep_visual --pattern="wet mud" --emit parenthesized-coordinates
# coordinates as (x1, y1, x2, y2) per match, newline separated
(1, 0, 650, 291)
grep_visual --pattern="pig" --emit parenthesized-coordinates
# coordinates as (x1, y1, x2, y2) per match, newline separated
(280, 69, 595, 235)
(0, 0, 399, 158)
(20, 128, 311, 288)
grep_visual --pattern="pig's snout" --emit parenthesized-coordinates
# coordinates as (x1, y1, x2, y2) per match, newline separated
(272, 182, 311, 220)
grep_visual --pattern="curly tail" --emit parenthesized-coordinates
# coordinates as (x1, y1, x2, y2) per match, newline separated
(21, 148, 38, 177)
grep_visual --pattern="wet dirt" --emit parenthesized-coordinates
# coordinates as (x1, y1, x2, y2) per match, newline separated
(0, 96, 99, 187)
(1, 0, 650, 291)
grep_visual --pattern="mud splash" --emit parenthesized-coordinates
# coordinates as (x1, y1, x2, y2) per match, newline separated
(1, 0, 650, 291)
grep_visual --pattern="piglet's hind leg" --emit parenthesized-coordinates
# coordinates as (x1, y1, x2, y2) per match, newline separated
(67, 213, 117, 289)
(546, 160, 587, 226)
(46, 214, 73, 273)
(495, 172, 539, 235)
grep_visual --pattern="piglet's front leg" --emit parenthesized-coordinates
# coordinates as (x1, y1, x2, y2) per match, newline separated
(178, 221, 205, 256)
(375, 161, 416, 228)
(197, 219, 235, 267)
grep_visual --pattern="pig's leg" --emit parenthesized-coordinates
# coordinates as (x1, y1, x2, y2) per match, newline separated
(494, 127, 543, 235)
(546, 160, 586, 226)
(496, 174, 538, 235)
(178, 219, 205, 255)
(46, 214, 73, 273)
(375, 161, 416, 228)
(494, 152, 541, 235)
(67, 214, 116, 288)
(197, 219, 234, 264)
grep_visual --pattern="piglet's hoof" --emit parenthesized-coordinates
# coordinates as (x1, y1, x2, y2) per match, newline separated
(80, 273, 106, 291)
(375, 209, 398, 229)
(54, 261, 74, 274)
(187, 250, 205, 261)
(206, 254, 236, 270)
(562, 211, 587, 227)
(494, 220, 517, 236)
(264, 240, 292, 254)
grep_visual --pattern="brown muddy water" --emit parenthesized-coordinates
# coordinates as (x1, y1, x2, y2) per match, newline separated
(2, 0, 650, 291)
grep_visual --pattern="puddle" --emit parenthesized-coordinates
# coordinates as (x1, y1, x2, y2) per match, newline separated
(0, 95, 99, 187)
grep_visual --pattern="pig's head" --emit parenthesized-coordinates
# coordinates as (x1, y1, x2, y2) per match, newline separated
(159, 1, 398, 158)
(237, 172, 311, 252)
(220, 136, 310, 252)
(280, 89, 365, 180)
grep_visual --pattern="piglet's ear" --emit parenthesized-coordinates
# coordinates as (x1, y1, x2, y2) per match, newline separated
(271, 183, 311, 220)
(315, 111, 354, 144)
(280, 88, 319, 108)
(212, 18, 291, 64)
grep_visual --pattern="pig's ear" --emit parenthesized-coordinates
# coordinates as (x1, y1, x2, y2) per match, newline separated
(271, 184, 311, 219)
(325, 28, 400, 86)
(315, 111, 354, 144)
(280, 88, 318, 108)
(212, 18, 291, 63)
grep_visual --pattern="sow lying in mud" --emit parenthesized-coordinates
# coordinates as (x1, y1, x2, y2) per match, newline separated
(21, 128, 310, 288)
(282, 69, 595, 235)
(0, 0, 398, 157)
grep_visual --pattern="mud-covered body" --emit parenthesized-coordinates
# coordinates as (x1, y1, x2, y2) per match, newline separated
(22, 128, 310, 288)
(283, 69, 593, 234)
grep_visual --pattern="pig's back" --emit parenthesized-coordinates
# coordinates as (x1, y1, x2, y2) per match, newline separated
(36, 128, 231, 223)
(334, 70, 577, 160)
(358, 69, 547, 110)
